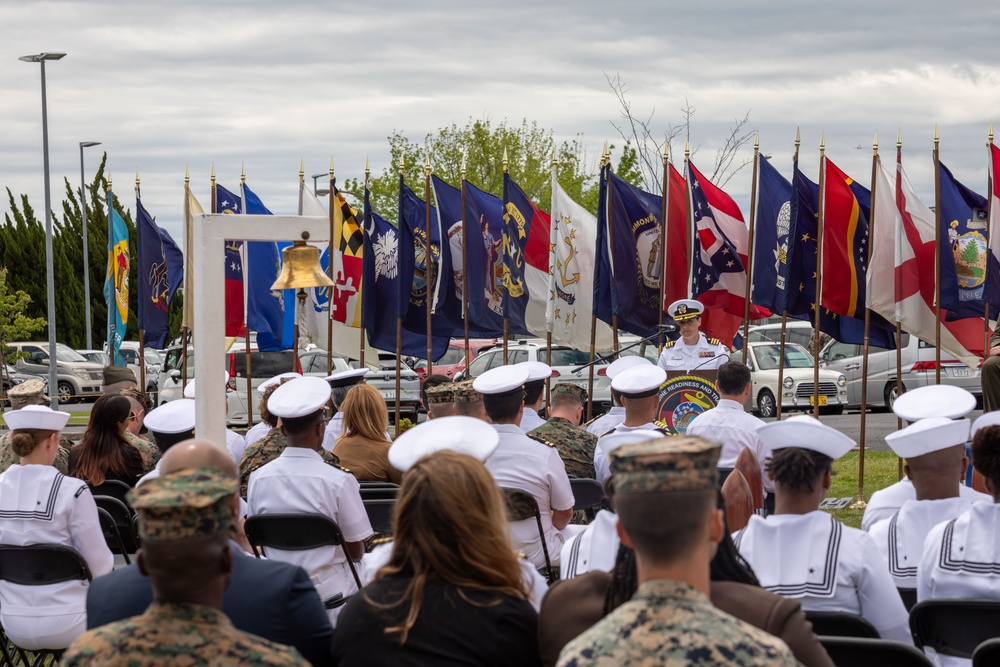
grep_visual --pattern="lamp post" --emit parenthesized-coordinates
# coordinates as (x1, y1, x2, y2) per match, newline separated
(79, 141, 101, 350)
(311, 172, 329, 197)
(20, 52, 66, 409)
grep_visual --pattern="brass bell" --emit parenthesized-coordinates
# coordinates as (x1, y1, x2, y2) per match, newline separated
(270, 241, 335, 291)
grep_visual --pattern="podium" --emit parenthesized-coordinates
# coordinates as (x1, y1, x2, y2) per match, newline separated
(657, 370, 720, 435)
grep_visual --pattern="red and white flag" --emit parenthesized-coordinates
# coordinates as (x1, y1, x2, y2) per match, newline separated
(869, 155, 983, 367)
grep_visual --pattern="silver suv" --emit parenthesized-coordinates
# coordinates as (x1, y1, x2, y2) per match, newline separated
(348, 352, 421, 423)
(7, 342, 104, 403)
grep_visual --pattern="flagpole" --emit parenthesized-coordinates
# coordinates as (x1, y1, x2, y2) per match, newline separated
(658, 144, 669, 353)
(327, 157, 335, 375)
(361, 158, 369, 367)
(587, 148, 608, 421)
(461, 157, 471, 369)
(933, 125, 942, 385)
(607, 147, 620, 352)
(395, 156, 404, 431)
(546, 154, 557, 403)
(987, 123, 995, 357)
(423, 154, 435, 374)
(240, 164, 254, 426)
(896, 130, 904, 480)
(742, 135, 760, 365)
(136, 169, 146, 395)
(860, 132, 879, 502)
(181, 166, 192, 392)
(777, 129, 801, 421)
(813, 134, 826, 418)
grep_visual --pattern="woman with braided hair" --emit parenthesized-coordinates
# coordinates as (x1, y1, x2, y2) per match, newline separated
(733, 415, 911, 645)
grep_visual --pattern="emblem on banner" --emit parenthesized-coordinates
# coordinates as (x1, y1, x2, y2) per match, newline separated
(657, 375, 721, 435)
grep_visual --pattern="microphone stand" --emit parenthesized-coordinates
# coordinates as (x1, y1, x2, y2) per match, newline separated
(571, 324, 678, 373)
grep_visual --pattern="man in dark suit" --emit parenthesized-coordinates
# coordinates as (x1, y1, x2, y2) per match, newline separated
(86, 439, 334, 667)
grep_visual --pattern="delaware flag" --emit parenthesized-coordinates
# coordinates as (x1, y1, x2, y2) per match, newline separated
(104, 192, 130, 366)
(215, 185, 245, 338)
(242, 183, 289, 352)
(752, 157, 792, 315)
(502, 173, 551, 337)
(136, 195, 183, 349)
(938, 161, 991, 320)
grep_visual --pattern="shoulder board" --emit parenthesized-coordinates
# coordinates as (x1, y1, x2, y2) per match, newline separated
(663, 340, 676, 348)
(527, 433, 556, 448)
(708, 338, 721, 346)
(654, 420, 673, 432)
(370, 536, 394, 547)
(516, 551, 528, 560)
(338, 464, 352, 474)
(583, 414, 600, 426)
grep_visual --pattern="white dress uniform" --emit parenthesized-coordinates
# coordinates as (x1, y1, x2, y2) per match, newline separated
(870, 497, 976, 590)
(862, 479, 990, 531)
(734, 511, 912, 644)
(226, 429, 247, 464)
(247, 448, 372, 622)
(520, 408, 546, 433)
(656, 332, 729, 372)
(686, 398, 773, 493)
(0, 465, 114, 650)
(593, 424, 666, 486)
(586, 406, 625, 438)
(244, 420, 271, 449)
(559, 509, 620, 578)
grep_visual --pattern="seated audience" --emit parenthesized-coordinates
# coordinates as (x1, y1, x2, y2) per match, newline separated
(69, 394, 147, 487)
(333, 383, 402, 484)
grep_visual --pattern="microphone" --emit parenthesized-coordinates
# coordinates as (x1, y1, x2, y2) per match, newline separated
(656, 323, 679, 334)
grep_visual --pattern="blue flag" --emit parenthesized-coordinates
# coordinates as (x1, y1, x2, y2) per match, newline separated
(430, 175, 505, 337)
(502, 173, 551, 336)
(597, 169, 664, 337)
(242, 184, 289, 352)
(593, 165, 617, 329)
(363, 190, 450, 358)
(752, 158, 792, 314)
(398, 177, 463, 340)
(136, 197, 183, 349)
(104, 193, 130, 366)
(938, 161, 992, 320)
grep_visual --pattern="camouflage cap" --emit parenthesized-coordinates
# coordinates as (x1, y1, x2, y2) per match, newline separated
(7, 378, 48, 408)
(610, 436, 720, 494)
(451, 380, 483, 404)
(424, 382, 456, 405)
(127, 467, 237, 542)
(551, 382, 588, 403)
(102, 365, 137, 386)
(118, 386, 152, 413)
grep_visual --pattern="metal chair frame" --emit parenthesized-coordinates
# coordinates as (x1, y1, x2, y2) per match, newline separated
(502, 488, 557, 584)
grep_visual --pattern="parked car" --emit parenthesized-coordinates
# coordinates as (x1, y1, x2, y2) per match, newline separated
(741, 342, 848, 418)
(457, 339, 614, 413)
(82, 344, 163, 396)
(6, 342, 104, 403)
(346, 352, 421, 423)
(820, 333, 981, 410)
(1, 364, 41, 399)
(300, 349, 352, 378)
(409, 339, 497, 381)
(746, 321, 816, 351)
(77, 350, 110, 367)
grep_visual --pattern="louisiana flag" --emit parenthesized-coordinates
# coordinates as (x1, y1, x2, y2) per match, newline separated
(938, 160, 992, 320)
(104, 191, 130, 366)
(136, 195, 183, 349)
(820, 158, 869, 319)
(215, 184, 245, 338)
(502, 173, 551, 337)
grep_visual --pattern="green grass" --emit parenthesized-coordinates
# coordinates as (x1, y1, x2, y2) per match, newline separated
(825, 451, 903, 528)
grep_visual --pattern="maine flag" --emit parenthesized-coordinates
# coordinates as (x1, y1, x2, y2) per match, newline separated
(502, 173, 551, 337)
(215, 185, 245, 338)
(938, 161, 992, 320)
(752, 157, 792, 315)
(105, 192, 130, 366)
(242, 183, 289, 352)
(136, 196, 183, 349)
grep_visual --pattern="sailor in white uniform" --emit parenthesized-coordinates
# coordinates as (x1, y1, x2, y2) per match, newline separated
(136, 398, 196, 487)
(247, 376, 373, 625)
(656, 299, 729, 372)
(870, 412, 977, 593)
(0, 405, 114, 650)
(918, 421, 1000, 667)
(516, 361, 552, 433)
(593, 364, 669, 486)
(474, 365, 580, 569)
(733, 415, 912, 645)
(183, 372, 246, 462)
(585, 356, 651, 438)
(322, 368, 377, 452)
(862, 385, 989, 531)
(244, 372, 302, 449)
(358, 415, 549, 611)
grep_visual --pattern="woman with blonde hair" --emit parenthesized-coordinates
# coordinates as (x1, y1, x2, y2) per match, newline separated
(333, 383, 402, 483)
(0, 405, 113, 650)
(330, 450, 542, 666)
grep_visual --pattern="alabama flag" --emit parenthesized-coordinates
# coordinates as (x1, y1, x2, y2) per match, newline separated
(869, 155, 983, 367)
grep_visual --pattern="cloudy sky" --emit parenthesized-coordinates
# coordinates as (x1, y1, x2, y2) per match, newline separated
(3, 0, 999, 247)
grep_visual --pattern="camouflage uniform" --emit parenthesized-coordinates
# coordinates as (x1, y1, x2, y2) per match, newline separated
(124, 431, 160, 474)
(0, 432, 70, 475)
(556, 579, 798, 666)
(239, 427, 342, 498)
(61, 601, 305, 666)
(528, 417, 597, 479)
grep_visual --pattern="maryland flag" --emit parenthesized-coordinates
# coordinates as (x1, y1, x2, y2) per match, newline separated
(331, 183, 364, 328)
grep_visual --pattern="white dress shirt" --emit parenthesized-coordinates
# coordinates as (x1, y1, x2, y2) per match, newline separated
(734, 510, 912, 645)
(586, 406, 626, 438)
(247, 447, 373, 614)
(686, 398, 772, 492)
(593, 422, 664, 486)
(862, 478, 991, 532)
(485, 424, 575, 569)
(0, 465, 114, 650)
(559, 509, 620, 579)
(244, 420, 272, 449)
(226, 429, 247, 464)
(656, 332, 729, 372)
(869, 497, 976, 590)
(519, 408, 546, 433)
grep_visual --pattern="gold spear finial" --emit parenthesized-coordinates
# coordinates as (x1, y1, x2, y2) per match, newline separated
(240, 162, 246, 184)
(185, 164, 190, 184)
(211, 163, 216, 183)
(934, 123, 939, 146)
(425, 152, 431, 177)
(684, 137, 690, 160)
(107, 171, 112, 192)
(329, 156, 334, 180)
(399, 154, 405, 174)
(461, 154, 467, 180)
(820, 132, 825, 152)
(990, 121, 994, 145)
(873, 131, 879, 155)
(502, 147, 508, 174)
(551, 152, 558, 169)
(795, 127, 801, 150)
(299, 159, 304, 182)
(663, 141, 669, 162)
(364, 156, 370, 179)
(754, 132, 759, 151)
(602, 140, 609, 160)
(135, 167, 140, 189)
(897, 128, 902, 149)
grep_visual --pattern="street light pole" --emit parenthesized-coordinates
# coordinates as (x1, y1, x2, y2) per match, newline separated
(311, 172, 327, 196)
(79, 141, 101, 351)
(20, 52, 66, 409)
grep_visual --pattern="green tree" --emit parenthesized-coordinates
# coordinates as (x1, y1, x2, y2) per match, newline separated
(960, 239, 981, 268)
(0, 268, 47, 366)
